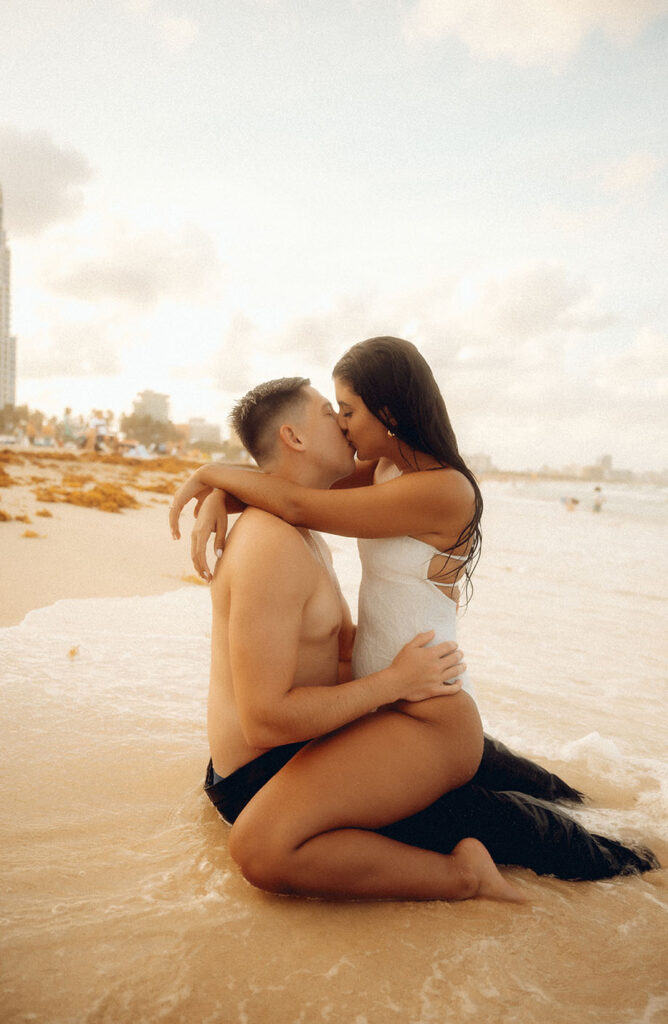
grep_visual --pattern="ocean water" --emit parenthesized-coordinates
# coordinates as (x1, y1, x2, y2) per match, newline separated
(1, 481, 667, 1023)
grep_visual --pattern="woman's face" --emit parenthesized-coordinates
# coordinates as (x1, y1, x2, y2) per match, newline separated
(334, 377, 391, 462)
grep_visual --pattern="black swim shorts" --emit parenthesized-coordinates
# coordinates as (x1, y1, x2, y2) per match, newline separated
(204, 741, 308, 825)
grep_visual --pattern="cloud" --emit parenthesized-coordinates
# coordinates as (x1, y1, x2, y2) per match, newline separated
(271, 295, 385, 366)
(0, 125, 93, 236)
(159, 15, 199, 56)
(349, 264, 614, 388)
(403, 0, 668, 70)
(209, 262, 613, 401)
(211, 315, 260, 394)
(209, 295, 387, 397)
(20, 322, 123, 380)
(599, 151, 663, 196)
(194, 265, 662, 469)
(119, 4, 199, 56)
(50, 223, 221, 308)
(274, 266, 645, 461)
(594, 327, 668, 398)
(122, 0, 156, 11)
(468, 263, 615, 341)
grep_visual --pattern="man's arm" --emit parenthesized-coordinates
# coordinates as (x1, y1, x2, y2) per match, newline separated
(220, 513, 464, 750)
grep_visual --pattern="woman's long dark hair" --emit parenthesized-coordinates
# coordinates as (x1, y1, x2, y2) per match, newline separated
(333, 336, 483, 603)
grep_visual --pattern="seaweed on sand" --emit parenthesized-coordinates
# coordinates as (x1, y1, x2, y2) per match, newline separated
(33, 480, 141, 514)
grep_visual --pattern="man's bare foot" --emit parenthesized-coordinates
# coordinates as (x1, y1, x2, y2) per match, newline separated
(452, 838, 527, 904)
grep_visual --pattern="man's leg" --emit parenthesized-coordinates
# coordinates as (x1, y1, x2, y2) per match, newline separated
(381, 783, 659, 880)
(474, 735, 584, 803)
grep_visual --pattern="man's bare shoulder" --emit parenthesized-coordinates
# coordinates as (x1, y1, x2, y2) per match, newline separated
(222, 507, 314, 578)
(229, 506, 304, 544)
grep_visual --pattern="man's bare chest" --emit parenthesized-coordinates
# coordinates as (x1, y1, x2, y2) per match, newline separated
(299, 532, 343, 644)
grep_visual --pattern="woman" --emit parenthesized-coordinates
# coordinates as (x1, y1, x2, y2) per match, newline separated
(170, 337, 524, 903)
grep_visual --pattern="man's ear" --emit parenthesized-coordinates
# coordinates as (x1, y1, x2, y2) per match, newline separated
(278, 423, 305, 452)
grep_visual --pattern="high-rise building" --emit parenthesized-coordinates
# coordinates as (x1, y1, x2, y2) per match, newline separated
(0, 185, 17, 409)
(133, 389, 170, 422)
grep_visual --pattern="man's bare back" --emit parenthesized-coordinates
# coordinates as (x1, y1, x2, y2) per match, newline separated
(208, 507, 349, 777)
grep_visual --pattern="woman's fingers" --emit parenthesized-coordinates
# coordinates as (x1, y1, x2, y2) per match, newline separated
(214, 528, 226, 559)
(191, 525, 212, 580)
(431, 643, 465, 692)
(432, 639, 458, 657)
(169, 475, 212, 540)
(443, 659, 465, 681)
(169, 498, 183, 539)
(410, 630, 436, 646)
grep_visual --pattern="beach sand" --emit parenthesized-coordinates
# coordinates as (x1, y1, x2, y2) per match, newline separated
(1, 457, 666, 1023)
(0, 448, 203, 626)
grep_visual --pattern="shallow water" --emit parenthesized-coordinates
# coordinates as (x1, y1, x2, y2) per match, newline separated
(1, 482, 667, 1023)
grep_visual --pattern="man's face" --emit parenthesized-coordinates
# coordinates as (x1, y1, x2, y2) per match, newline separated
(300, 386, 355, 481)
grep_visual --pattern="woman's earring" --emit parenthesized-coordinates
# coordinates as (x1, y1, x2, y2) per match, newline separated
(387, 429, 395, 439)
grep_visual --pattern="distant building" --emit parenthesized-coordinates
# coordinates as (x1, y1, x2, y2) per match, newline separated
(133, 390, 169, 422)
(0, 186, 17, 409)
(466, 452, 495, 475)
(579, 455, 614, 482)
(188, 417, 221, 444)
(598, 454, 613, 477)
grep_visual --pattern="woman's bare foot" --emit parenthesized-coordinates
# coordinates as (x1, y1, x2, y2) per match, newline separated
(452, 838, 527, 904)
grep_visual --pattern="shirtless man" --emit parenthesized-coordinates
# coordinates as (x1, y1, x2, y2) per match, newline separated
(172, 378, 657, 885)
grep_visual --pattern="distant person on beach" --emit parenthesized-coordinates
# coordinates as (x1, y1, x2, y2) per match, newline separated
(84, 411, 107, 452)
(593, 487, 605, 513)
(171, 339, 657, 895)
(60, 408, 75, 447)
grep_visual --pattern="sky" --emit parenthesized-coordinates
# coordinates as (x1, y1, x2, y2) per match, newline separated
(1, 0, 666, 472)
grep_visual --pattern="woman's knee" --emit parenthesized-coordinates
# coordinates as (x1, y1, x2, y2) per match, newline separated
(228, 806, 297, 894)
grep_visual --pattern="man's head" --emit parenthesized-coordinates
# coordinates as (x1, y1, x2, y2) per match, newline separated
(231, 377, 311, 466)
(230, 377, 355, 485)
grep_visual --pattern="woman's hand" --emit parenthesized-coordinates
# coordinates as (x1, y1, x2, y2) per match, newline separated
(191, 490, 229, 581)
(169, 468, 213, 540)
(389, 632, 465, 701)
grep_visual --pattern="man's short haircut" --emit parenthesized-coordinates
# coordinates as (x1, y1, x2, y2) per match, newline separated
(230, 377, 311, 464)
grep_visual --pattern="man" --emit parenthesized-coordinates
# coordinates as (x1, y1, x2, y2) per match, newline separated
(174, 377, 656, 882)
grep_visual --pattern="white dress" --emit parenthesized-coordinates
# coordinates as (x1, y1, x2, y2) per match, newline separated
(351, 534, 473, 696)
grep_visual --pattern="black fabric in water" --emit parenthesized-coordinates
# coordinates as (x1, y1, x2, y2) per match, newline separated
(474, 735, 585, 803)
